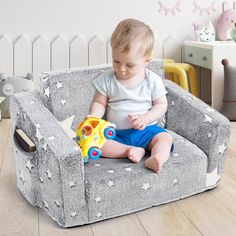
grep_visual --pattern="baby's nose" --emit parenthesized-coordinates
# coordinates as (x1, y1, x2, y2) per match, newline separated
(120, 66, 126, 72)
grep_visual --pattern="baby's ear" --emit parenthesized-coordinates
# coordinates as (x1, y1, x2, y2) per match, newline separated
(145, 56, 152, 65)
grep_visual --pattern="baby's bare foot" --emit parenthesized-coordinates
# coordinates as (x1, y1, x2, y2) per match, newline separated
(144, 155, 169, 173)
(128, 147, 145, 163)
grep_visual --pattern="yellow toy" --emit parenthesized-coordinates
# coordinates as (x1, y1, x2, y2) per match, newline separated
(75, 117, 116, 162)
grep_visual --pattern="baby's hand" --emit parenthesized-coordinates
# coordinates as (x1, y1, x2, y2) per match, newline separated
(86, 114, 100, 118)
(128, 114, 149, 130)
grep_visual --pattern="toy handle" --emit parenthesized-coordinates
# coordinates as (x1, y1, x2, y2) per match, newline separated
(86, 114, 100, 118)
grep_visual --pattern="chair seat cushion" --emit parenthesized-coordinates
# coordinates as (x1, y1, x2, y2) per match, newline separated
(84, 131, 208, 223)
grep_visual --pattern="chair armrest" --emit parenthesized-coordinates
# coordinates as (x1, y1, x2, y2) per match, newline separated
(10, 91, 88, 227)
(164, 80, 231, 174)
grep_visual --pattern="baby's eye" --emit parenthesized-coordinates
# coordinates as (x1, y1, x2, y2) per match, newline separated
(113, 60, 119, 64)
(127, 64, 135, 68)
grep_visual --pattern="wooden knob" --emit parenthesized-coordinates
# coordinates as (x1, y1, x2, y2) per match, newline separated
(221, 59, 229, 66)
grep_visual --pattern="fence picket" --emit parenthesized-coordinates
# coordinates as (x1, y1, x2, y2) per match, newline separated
(51, 35, 69, 70)
(88, 35, 106, 66)
(0, 34, 184, 76)
(0, 35, 13, 76)
(14, 35, 32, 76)
(163, 36, 181, 62)
(32, 35, 50, 73)
(70, 35, 88, 67)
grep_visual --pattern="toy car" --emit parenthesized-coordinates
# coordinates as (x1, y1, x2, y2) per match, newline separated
(75, 116, 116, 162)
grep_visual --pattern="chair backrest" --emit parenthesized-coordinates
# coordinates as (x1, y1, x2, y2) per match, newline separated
(36, 59, 164, 131)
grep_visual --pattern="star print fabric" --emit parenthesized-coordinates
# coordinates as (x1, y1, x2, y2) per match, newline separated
(9, 60, 231, 227)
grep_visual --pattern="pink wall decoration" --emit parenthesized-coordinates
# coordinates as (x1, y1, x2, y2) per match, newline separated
(193, 1, 216, 15)
(158, 1, 181, 16)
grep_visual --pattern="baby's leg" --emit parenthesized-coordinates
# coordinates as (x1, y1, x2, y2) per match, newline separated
(145, 132, 173, 173)
(101, 140, 145, 163)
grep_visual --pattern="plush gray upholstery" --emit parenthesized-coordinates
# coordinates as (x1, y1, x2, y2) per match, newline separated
(221, 59, 236, 120)
(10, 60, 231, 227)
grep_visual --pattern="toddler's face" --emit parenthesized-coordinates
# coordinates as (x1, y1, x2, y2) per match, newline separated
(112, 46, 150, 81)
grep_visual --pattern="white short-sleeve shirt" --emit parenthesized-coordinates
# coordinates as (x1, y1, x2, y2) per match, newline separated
(93, 68, 167, 130)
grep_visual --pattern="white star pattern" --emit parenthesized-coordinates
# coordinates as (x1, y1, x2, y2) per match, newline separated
(108, 170, 114, 173)
(70, 212, 77, 218)
(60, 99, 67, 105)
(204, 114, 212, 123)
(44, 87, 50, 98)
(95, 196, 101, 202)
(173, 179, 178, 185)
(26, 160, 34, 172)
(30, 101, 35, 104)
(205, 167, 221, 187)
(108, 181, 114, 187)
(142, 182, 151, 191)
(35, 124, 41, 128)
(171, 101, 175, 106)
(69, 181, 76, 187)
(35, 128, 43, 142)
(41, 73, 48, 81)
(46, 170, 52, 180)
(96, 212, 102, 218)
(74, 146, 80, 151)
(218, 144, 227, 154)
(184, 96, 193, 103)
(206, 107, 214, 112)
(56, 82, 63, 89)
(207, 133, 212, 138)
(42, 142, 47, 151)
(125, 167, 133, 172)
(173, 153, 179, 157)
(57, 115, 76, 139)
(48, 136, 55, 141)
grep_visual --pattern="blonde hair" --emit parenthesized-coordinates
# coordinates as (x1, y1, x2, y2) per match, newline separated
(111, 19, 154, 57)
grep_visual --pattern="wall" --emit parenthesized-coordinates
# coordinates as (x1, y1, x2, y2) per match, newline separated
(0, 0, 233, 76)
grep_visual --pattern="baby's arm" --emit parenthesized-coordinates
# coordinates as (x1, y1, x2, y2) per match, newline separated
(128, 95, 167, 130)
(89, 91, 108, 118)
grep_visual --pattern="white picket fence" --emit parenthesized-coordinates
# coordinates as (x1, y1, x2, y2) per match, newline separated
(0, 34, 182, 76)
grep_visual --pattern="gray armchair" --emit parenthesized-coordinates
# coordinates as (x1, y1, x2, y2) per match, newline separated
(10, 60, 230, 227)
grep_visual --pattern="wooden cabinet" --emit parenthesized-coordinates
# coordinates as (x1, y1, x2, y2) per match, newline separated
(183, 41, 236, 112)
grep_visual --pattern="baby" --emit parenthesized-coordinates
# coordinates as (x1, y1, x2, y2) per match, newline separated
(89, 19, 173, 173)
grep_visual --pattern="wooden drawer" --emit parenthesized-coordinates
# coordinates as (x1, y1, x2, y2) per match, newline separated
(184, 45, 200, 65)
(199, 48, 212, 69)
(184, 45, 212, 69)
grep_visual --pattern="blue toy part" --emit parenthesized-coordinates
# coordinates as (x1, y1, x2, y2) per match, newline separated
(84, 156, 89, 163)
(104, 127, 116, 140)
(88, 147, 101, 160)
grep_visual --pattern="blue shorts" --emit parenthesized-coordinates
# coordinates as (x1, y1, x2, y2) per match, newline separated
(114, 124, 168, 149)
